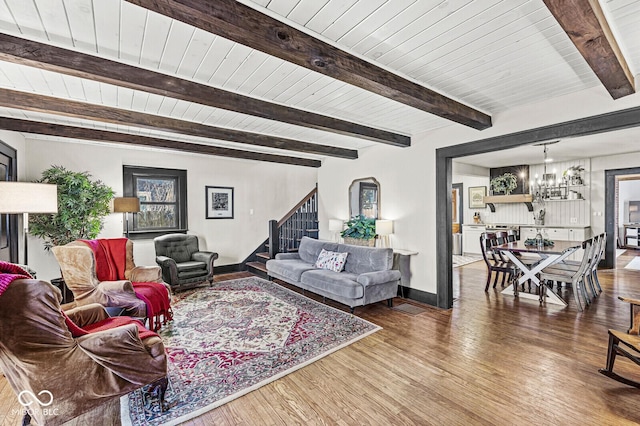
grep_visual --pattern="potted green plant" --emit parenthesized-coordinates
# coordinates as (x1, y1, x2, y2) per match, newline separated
(29, 165, 115, 250)
(341, 215, 377, 247)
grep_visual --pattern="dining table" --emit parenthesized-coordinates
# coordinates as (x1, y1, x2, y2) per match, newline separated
(493, 239, 581, 306)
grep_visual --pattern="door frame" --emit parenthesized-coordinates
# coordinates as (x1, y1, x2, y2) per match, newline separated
(436, 105, 640, 309)
(604, 167, 640, 268)
(0, 139, 18, 263)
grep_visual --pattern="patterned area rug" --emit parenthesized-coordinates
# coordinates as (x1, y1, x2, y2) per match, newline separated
(121, 277, 380, 426)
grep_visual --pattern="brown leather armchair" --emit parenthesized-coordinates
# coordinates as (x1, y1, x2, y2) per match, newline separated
(0, 278, 167, 425)
(52, 239, 166, 317)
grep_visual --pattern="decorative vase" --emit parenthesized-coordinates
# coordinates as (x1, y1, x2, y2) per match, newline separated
(534, 218, 544, 226)
(343, 237, 376, 247)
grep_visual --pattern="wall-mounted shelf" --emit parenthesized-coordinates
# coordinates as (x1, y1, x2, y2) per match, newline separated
(483, 194, 533, 212)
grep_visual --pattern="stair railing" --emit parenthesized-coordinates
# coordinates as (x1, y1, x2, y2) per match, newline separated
(268, 186, 318, 258)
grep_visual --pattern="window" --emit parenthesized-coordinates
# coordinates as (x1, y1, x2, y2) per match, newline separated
(123, 166, 187, 239)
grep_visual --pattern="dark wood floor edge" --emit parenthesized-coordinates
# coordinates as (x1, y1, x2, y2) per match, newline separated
(400, 286, 439, 307)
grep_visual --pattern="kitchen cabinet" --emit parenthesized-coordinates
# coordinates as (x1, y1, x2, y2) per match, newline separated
(462, 224, 486, 255)
(625, 225, 639, 248)
(520, 226, 590, 242)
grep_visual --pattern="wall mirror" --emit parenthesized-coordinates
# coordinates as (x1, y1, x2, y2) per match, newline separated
(349, 177, 380, 219)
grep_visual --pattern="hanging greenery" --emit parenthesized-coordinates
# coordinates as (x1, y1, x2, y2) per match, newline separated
(29, 165, 115, 250)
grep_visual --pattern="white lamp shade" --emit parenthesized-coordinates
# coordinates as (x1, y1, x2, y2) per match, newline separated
(329, 219, 344, 232)
(0, 182, 58, 213)
(375, 219, 393, 236)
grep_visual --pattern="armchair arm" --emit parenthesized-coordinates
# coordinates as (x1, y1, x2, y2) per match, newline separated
(192, 251, 218, 273)
(156, 255, 179, 285)
(98, 280, 135, 293)
(275, 253, 301, 260)
(619, 296, 640, 335)
(76, 324, 167, 385)
(64, 303, 109, 327)
(130, 265, 162, 283)
(356, 270, 401, 287)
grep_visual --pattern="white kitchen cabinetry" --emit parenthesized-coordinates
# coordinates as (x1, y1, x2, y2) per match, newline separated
(520, 226, 590, 242)
(462, 225, 486, 255)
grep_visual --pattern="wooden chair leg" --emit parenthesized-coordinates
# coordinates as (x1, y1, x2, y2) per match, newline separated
(485, 271, 492, 291)
(599, 332, 640, 388)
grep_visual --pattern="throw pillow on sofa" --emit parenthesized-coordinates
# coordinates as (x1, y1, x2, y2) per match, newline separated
(314, 249, 348, 273)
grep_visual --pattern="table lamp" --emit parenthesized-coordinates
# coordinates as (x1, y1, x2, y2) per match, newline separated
(0, 182, 58, 265)
(329, 219, 344, 242)
(375, 219, 394, 248)
(113, 197, 140, 238)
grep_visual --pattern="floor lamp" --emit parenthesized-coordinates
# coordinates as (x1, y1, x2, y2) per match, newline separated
(113, 197, 140, 239)
(0, 182, 58, 265)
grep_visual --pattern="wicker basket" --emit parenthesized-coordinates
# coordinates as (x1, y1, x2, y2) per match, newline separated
(343, 237, 376, 247)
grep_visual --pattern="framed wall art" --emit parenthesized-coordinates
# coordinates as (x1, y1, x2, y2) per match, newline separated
(468, 186, 487, 209)
(206, 186, 234, 219)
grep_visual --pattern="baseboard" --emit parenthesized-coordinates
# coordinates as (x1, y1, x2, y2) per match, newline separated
(400, 286, 437, 307)
(215, 263, 244, 274)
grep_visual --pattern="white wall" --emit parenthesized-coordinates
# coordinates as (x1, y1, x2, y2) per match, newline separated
(319, 87, 640, 296)
(21, 137, 317, 281)
(452, 162, 490, 225)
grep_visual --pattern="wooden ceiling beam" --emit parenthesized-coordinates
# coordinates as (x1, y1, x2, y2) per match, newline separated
(0, 33, 407, 147)
(0, 88, 357, 160)
(543, 0, 635, 99)
(0, 117, 320, 167)
(124, 0, 492, 130)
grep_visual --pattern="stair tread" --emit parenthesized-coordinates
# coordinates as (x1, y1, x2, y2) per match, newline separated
(256, 252, 270, 260)
(247, 262, 268, 272)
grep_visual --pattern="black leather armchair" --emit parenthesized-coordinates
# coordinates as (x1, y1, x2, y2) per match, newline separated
(154, 234, 218, 291)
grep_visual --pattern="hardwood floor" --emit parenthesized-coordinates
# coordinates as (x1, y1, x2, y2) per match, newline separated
(3, 253, 640, 425)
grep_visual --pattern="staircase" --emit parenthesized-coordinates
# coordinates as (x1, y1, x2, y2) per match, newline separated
(246, 186, 318, 278)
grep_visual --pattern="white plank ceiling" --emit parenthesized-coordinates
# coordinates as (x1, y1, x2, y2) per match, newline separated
(0, 0, 638, 164)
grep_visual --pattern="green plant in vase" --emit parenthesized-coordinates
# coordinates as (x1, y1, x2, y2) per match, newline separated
(490, 172, 518, 196)
(341, 215, 377, 247)
(29, 165, 115, 250)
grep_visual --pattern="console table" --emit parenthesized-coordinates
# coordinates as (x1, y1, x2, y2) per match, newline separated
(393, 249, 418, 298)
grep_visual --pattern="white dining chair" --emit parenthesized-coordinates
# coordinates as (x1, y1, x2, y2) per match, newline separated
(539, 238, 593, 311)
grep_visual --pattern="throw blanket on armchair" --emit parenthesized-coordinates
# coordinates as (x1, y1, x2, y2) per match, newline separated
(0, 261, 157, 340)
(81, 239, 173, 331)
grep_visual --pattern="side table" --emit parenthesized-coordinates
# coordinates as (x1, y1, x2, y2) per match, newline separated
(50, 278, 74, 305)
(393, 249, 418, 298)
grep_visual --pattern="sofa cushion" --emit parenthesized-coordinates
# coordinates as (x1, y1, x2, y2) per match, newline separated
(266, 259, 315, 282)
(300, 269, 363, 299)
(298, 237, 338, 264)
(314, 249, 348, 273)
(176, 261, 206, 272)
(338, 244, 393, 275)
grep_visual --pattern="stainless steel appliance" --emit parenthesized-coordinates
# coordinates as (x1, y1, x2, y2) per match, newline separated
(485, 224, 520, 240)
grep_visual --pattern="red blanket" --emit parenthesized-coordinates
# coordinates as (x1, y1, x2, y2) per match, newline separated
(63, 311, 158, 340)
(81, 239, 172, 331)
(0, 261, 33, 297)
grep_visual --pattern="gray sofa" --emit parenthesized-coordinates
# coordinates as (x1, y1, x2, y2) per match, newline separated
(266, 236, 400, 313)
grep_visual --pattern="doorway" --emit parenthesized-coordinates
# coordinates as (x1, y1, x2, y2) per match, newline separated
(435, 105, 640, 309)
(604, 168, 640, 268)
(0, 140, 18, 263)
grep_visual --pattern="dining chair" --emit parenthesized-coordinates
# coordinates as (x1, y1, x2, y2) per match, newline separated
(599, 296, 640, 388)
(545, 234, 601, 299)
(539, 238, 593, 311)
(480, 232, 518, 291)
